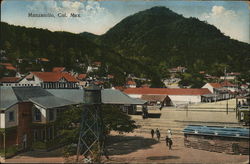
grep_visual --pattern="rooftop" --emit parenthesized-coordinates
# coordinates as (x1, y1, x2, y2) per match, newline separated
(0, 77, 21, 83)
(31, 72, 79, 82)
(123, 88, 212, 95)
(183, 125, 249, 139)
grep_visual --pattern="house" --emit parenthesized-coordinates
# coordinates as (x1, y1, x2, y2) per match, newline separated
(0, 63, 16, 76)
(220, 81, 238, 92)
(123, 88, 212, 106)
(141, 95, 172, 106)
(220, 72, 241, 80)
(0, 63, 16, 71)
(18, 72, 79, 89)
(0, 86, 146, 159)
(76, 74, 87, 88)
(202, 83, 231, 101)
(0, 77, 21, 87)
(86, 61, 101, 73)
(0, 86, 77, 159)
(47, 88, 146, 115)
(168, 66, 187, 74)
(36, 58, 50, 63)
(126, 80, 136, 88)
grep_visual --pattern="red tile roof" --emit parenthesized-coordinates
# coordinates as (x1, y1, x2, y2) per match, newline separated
(77, 74, 87, 80)
(31, 72, 79, 82)
(126, 80, 136, 85)
(94, 81, 104, 85)
(221, 81, 236, 87)
(114, 86, 127, 91)
(37, 58, 49, 62)
(209, 83, 222, 88)
(5, 65, 16, 70)
(0, 77, 21, 83)
(0, 63, 16, 70)
(141, 84, 150, 88)
(52, 67, 65, 72)
(92, 61, 101, 67)
(123, 88, 212, 95)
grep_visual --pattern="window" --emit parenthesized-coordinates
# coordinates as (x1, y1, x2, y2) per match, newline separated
(34, 108, 41, 121)
(49, 109, 54, 121)
(34, 130, 38, 141)
(8, 111, 14, 122)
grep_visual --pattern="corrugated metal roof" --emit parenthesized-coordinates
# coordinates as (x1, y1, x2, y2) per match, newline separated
(13, 87, 53, 101)
(102, 89, 146, 105)
(47, 89, 146, 105)
(1, 87, 146, 111)
(1, 87, 77, 110)
(46, 89, 84, 104)
(29, 96, 77, 109)
(183, 125, 249, 138)
(123, 88, 212, 95)
(0, 86, 19, 110)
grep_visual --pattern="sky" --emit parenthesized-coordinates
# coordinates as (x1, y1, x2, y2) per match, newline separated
(1, 0, 249, 43)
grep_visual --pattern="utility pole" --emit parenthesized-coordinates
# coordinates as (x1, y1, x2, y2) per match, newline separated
(226, 98, 228, 115)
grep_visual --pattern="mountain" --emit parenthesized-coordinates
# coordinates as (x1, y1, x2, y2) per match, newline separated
(96, 6, 250, 74)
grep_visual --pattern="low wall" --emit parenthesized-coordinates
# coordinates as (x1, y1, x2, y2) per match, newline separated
(184, 134, 249, 155)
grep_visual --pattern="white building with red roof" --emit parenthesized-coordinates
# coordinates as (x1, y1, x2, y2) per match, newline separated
(126, 80, 136, 88)
(202, 82, 235, 100)
(19, 72, 79, 89)
(0, 77, 21, 87)
(220, 81, 238, 92)
(123, 88, 212, 105)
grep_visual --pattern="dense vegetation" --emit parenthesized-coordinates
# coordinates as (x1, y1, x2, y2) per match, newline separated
(1, 6, 250, 86)
(56, 105, 137, 157)
(86, 6, 250, 81)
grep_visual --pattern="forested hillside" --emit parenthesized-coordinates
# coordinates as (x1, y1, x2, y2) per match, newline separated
(85, 7, 250, 77)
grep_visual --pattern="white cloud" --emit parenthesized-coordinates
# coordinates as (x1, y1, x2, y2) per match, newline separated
(25, 0, 113, 34)
(202, 6, 237, 19)
(27, 0, 109, 20)
(200, 6, 249, 43)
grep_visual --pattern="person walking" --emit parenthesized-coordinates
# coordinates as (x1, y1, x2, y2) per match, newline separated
(156, 128, 161, 141)
(168, 138, 173, 150)
(167, 129, 172, 140)
(151, 129, 155, 138)
(165, 136, 169, 146)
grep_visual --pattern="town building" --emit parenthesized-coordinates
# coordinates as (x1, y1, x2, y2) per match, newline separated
(18, 72, 79, 89)
(220, 81, 238, 92)
(0, 77, 21, 87)
(168, 66, 187, 74)
(202, 82, 237, 101)
(126, 80, 136, 88)
(0, 86, 77, 159)
(0, 63, 16, 76)
(0, 86, 146, 159)
(86, 61, 101, 73)
(220, 72, 241, 80)
(122, 88, 212, 106)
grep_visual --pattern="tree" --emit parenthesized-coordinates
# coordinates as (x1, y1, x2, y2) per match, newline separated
(55, 105, 137, 145)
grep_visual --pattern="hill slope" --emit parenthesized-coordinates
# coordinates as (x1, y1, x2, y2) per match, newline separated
(97, 6, 250, 74)
(0, 22, 150, 85)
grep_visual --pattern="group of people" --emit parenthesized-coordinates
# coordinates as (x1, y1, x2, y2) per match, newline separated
(151, 128, 173, 150)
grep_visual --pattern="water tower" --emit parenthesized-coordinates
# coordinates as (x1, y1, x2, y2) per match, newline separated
(76, 85, 104, 162)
